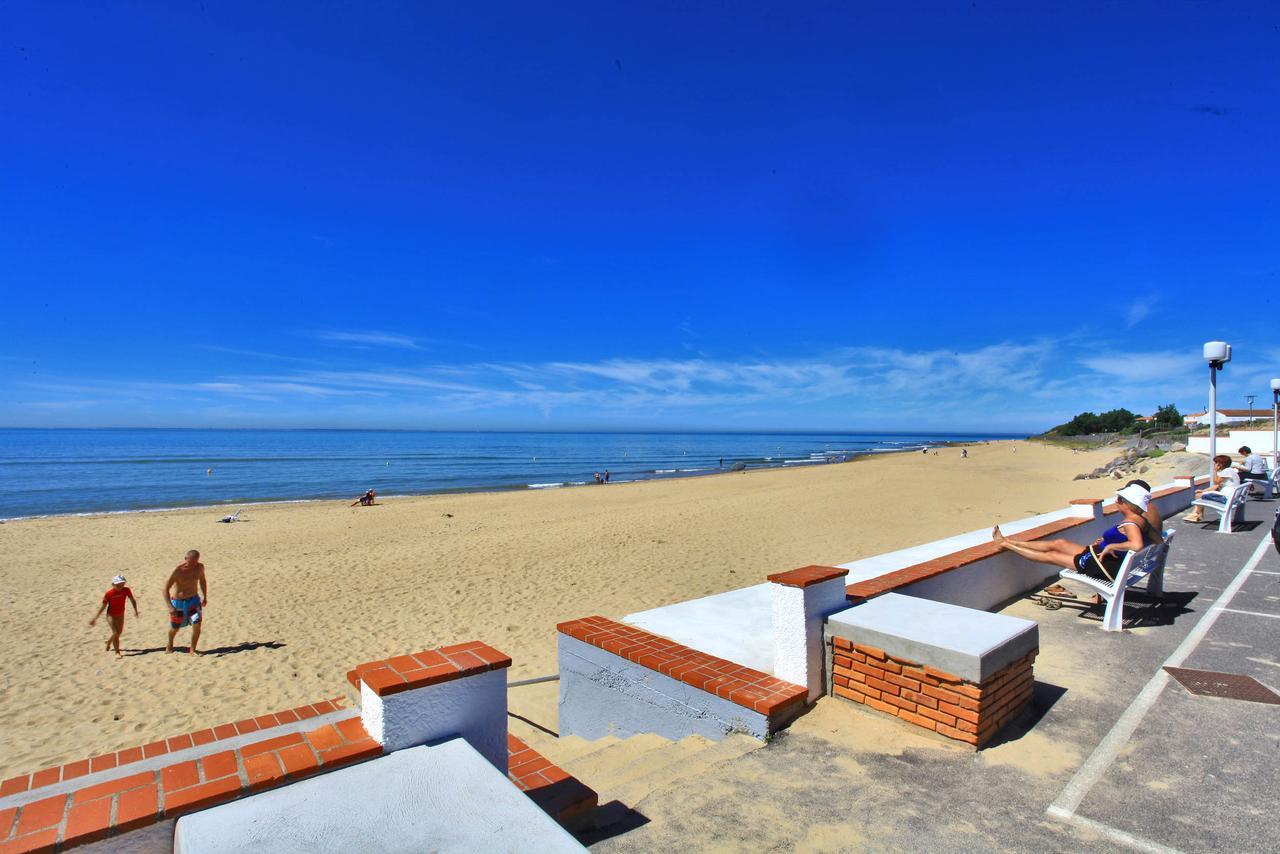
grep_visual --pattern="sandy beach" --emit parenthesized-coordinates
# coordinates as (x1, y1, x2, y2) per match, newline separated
(0, 440, 1181, 778)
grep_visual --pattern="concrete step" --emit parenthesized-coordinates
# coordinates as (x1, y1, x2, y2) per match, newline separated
(587, 735, 712, 794)
(536, 734, 621, 766)
(606, 734, 762, 810)
(560, 733, 672, 783)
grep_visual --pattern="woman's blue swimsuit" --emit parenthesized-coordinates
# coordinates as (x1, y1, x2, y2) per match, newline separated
(1073, 520, 1153, 579)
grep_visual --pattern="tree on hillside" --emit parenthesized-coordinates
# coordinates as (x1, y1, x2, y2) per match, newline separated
(1153, 403, 1181, 429)
(1057, 408, 1138, 436)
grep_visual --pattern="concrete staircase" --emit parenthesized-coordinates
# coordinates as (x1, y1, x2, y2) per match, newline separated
(526, 731, 762, 820)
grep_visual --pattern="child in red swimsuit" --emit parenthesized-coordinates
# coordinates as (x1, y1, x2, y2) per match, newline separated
(91, 575, 138, 658)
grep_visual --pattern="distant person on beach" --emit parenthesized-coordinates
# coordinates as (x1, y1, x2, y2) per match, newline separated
(593, 472, 602, 484)
(992, 485, 1157, 598)
(961, 448, 968, 459)
(90, 574, 137, 658)
(1235, 446, 1268, 484)
(351, 489, 376, 507)
(719, 457, 724, 468)
(164, 550, 207, 655)
(1184, 455, 1241, 523)
(604, 470, 610, 483)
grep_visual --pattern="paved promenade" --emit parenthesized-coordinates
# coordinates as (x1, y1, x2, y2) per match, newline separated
(594, 498, 1280, 853)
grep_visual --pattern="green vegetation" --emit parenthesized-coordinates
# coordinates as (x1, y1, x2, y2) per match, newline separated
(1152, 403, 1182, 429)
(1054, 408, 1138, 436)
(1041, 403, 1182, 438)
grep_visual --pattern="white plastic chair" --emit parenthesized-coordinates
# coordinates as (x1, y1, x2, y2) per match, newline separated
(1191, 485, 1249, 532)
(1056, 530, 1174, 632)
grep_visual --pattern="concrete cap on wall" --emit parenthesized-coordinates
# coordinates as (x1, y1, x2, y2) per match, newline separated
(766, 565, 849, 588)
(350, 642, 511, 697)
(825, 593, 1039, 683)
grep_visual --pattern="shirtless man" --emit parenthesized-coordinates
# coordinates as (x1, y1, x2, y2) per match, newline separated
(164, 550, 208, 654)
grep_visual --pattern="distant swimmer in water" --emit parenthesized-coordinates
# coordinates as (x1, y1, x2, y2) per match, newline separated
(206, 468, 212, 476)
(351, 489, 376, 507)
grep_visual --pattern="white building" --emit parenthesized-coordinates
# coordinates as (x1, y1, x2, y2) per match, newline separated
(1183, 409, 1264, 427)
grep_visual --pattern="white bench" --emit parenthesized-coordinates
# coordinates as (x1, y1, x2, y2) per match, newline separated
(1247, 468, 1278, 500)
(1051, 530, 1174, 632)
(1191, 484, 1249, 532)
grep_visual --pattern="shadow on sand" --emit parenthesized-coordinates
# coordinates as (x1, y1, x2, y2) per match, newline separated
(123, 640, 287, 657)
(979, 680, 1068, 750)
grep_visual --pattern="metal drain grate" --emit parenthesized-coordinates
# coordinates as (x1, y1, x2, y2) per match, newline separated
(1164, 668, 1280, 704)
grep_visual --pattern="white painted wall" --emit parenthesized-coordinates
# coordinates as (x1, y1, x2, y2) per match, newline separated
(361, 669, 508, 773)
(1187, 430, 1277, 458)
(770, 576, 849, 701)
(894, 482, 1196, 611)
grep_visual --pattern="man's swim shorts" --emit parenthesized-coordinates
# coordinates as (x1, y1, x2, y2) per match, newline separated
(170, 596, 202, 628)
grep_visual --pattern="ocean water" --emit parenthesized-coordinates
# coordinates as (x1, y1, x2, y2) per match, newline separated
(0, 429, 1020, 520)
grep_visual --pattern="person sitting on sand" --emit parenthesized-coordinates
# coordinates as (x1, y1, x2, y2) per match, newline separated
(164, 550, 207, 655)
(1183, 455, 1240, 523)
(90, 574, 138, 658)
(351, 489, 376, 507)
(992, 485, 1158, 599)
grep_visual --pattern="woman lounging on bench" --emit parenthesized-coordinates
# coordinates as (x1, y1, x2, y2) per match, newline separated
(1182, 455, 1239, 523)
(992, 484, 1159, 599)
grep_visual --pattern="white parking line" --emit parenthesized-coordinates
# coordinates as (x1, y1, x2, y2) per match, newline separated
(1217, 607, 1280, 619)
(1048, 811, 1182, 854)
(1045, 529, 1274, 848)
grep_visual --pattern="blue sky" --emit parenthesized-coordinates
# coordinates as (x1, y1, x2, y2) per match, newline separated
(2, 2, 1277, 432)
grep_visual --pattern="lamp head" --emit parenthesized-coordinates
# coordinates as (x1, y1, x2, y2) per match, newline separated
(1271, 378, 1280, 393)
(1203, 341, 1231, 366)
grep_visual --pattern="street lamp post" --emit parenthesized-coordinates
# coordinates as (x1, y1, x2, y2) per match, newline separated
(1203, 342, 1231, 462)
(1271, 378, 1280, 471)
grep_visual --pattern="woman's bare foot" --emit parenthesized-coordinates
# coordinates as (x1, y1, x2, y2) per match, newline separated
(992, 525, 1006, 547)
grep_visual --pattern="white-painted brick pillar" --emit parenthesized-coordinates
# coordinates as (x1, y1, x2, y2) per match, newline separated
(769, 565, 851, 702)
(353, 641, 510, 772)
(1067, 498, 1104, 520)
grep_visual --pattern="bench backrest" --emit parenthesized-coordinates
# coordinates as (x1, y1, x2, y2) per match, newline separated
(1116, 529, 1174, 590)
(1224, 483, 1249, 516)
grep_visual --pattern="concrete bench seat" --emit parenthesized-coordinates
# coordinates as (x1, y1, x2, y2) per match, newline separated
(826, 594, 1039, 747)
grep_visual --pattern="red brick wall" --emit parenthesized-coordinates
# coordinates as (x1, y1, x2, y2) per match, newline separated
(830, 638, 1036, 747)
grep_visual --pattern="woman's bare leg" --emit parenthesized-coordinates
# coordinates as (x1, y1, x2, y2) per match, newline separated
(994, 528, 1079, 558)
(999, 536, 1078, 570)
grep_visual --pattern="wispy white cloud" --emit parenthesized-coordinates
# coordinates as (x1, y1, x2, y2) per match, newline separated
(1125, 298, 1157, 328)
(5, 338, 1229, 430)
(1077, 350, 1199, 383)
(310, 330, 423, 350)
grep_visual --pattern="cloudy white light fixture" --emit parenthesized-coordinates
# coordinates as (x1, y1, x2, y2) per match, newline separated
(1203, 342, 1231, 461)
